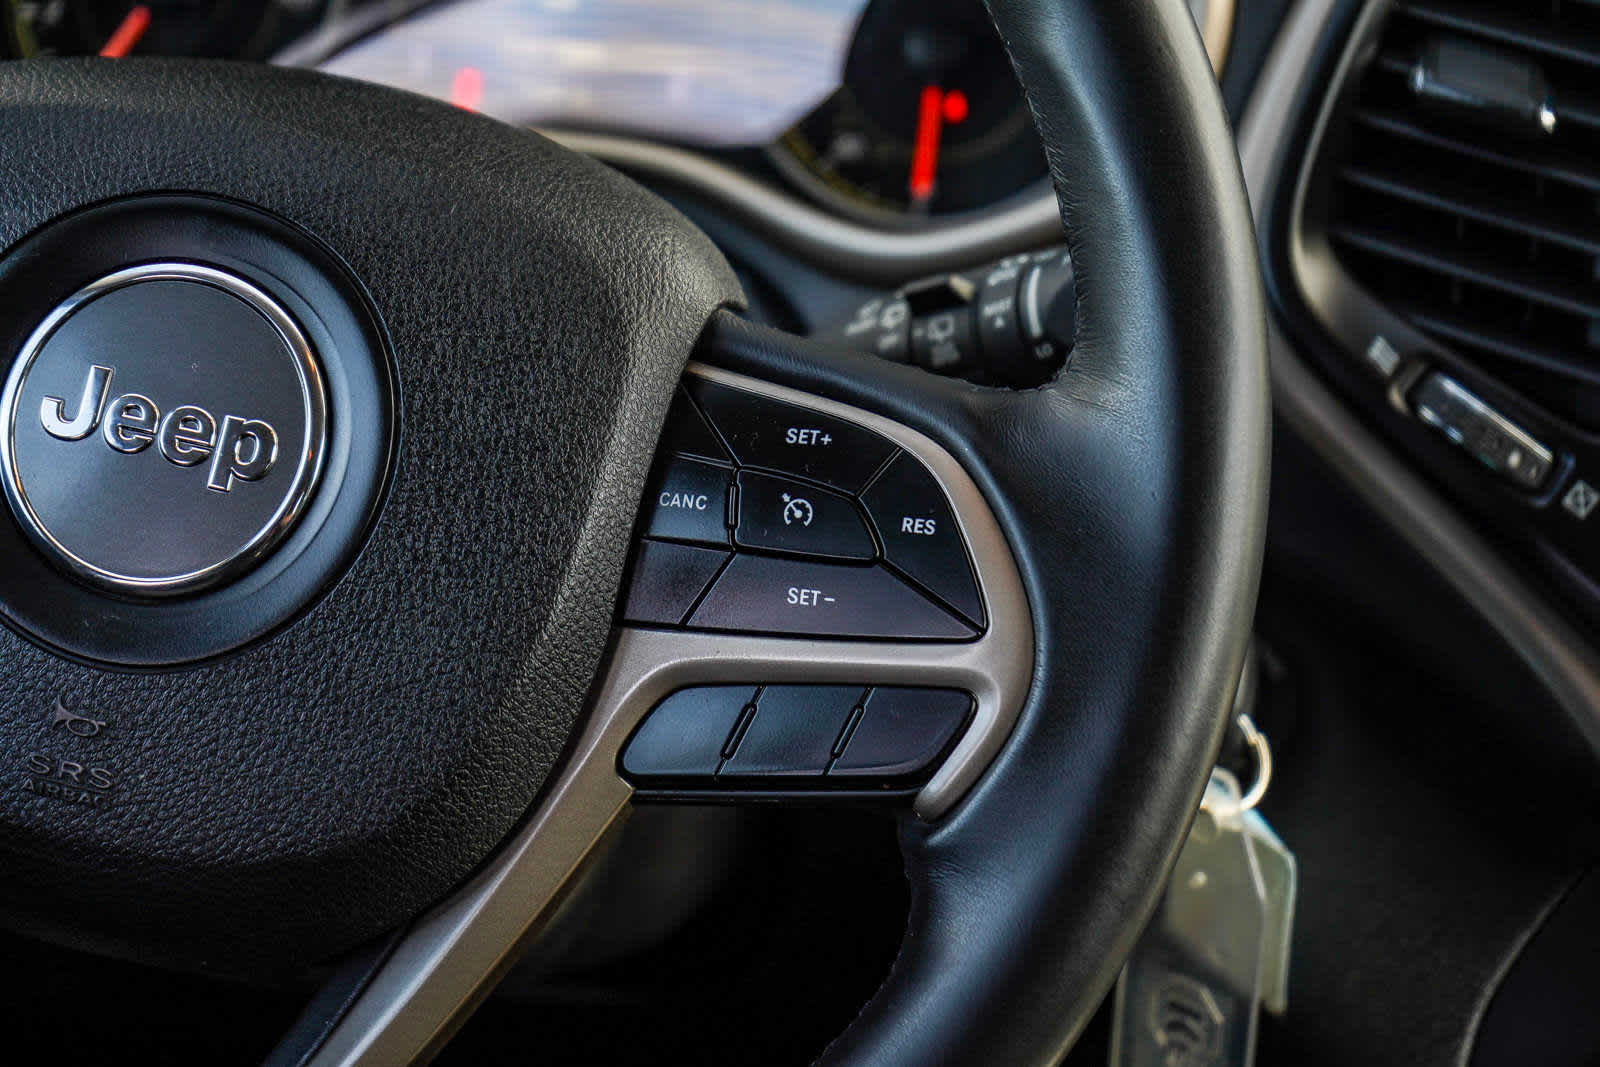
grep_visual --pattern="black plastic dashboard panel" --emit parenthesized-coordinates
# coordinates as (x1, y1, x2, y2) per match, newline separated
(1242, 0, 1600, 757)
(1267, 1, 1600, 636)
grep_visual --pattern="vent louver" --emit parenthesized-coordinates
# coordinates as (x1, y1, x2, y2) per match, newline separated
(1325, 0, 1600, 428)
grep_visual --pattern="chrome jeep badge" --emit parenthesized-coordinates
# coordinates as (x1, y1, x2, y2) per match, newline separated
(0, 263, 327, 596)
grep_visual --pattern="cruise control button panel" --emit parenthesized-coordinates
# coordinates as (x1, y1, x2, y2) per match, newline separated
(621, 374, 985, 642)
(620, 684, 974, 800)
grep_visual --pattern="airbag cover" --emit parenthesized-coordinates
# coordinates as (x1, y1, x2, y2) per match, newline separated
(0, 59, 741, 970)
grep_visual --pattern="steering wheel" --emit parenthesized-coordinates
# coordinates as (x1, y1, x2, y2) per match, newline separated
(0, 0, 1267, 1062)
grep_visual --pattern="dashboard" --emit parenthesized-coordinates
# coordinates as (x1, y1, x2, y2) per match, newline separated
(0, 2, 1597, 1066)
(2, 0, 1232, 226)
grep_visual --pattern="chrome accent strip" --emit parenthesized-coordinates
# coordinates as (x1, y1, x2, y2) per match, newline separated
(307, 363, 1032, 1066)
(1201, 0, 1238, 75)
(0, 262, 328, 596)
(1238, 0, 1600, 747)
(542, 129, 1067, 284)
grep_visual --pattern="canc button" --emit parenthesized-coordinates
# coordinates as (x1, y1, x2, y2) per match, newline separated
(643, 456, 730, 545)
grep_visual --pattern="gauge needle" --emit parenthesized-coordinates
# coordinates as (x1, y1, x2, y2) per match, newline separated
(99, 5, 151, 58)
(909, 86, 968, 208)
(909, 85, 946, 207)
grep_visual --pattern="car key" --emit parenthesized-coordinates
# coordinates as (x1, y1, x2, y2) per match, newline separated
(1111, 715, 1296, 1067)
(1245, 808, 1296, 1017)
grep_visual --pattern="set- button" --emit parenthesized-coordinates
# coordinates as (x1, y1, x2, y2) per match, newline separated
(688, 554, 975, 640)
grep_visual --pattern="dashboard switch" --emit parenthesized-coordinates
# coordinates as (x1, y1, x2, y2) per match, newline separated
(1019, 249, 1076, 370)
(821, 247, 1073, 386)
(720, 685, 864, 779)
(688, 555, 976, 640)
(621, 540, 729, 625)
(911, 306, 980, 374)
(643, 456, 732, 544)
(830, 687, 972, 781)
(974, 256, 1027, 380)
(1412, 372, 1554, 491)
(840, 297, 911, 363)
(735, 471, 875, 560)
(861, 453, 984, 625)
(686, 379, 897, 493)
(621, 686, 757, 780)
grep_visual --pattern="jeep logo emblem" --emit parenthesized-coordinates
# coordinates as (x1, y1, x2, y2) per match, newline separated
(42, 363, 280, 493)
(0, 263, 328, 596)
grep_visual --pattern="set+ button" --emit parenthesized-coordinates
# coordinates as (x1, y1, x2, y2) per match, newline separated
(686, 378, 896, 493)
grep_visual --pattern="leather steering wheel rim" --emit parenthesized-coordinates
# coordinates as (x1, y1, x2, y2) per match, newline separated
(767, 0, 1271, 1059)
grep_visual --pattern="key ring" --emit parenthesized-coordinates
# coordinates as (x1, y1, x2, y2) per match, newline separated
(1236, 712, 1272, 811)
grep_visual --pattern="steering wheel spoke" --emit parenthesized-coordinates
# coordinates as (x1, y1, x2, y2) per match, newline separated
(291, 327, 1035, 1064)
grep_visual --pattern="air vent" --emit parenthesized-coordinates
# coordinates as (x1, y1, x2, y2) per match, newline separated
(1324, 0, 1600, 429)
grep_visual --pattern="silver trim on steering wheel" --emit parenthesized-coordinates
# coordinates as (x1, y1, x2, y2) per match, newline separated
(305, 363, 1034, 1066)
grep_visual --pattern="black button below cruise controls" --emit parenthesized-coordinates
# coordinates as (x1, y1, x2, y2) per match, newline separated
(686, 379, 896, 493)
(720, 685, 863, 779)
(831, 688, 972, 781)
(735, 471, 875, 561)
(620, 686, 757, 780)
(643, 456, 730, 545)
(862, 452, 984, 625)
(688, 555, 976, 640)
(621, 540, 729, 625)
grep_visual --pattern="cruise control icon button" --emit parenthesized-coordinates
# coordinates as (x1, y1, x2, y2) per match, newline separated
(734, 470, 875, 560)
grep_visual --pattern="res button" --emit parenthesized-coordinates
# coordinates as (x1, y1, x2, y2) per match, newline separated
(686, 379, 896, 493)
(861, 453, 984, 626)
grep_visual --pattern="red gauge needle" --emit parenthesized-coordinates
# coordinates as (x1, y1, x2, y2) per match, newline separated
(450, 66, 484, 111)
(99, 4, 151, 58)
(908, 86, 969, 208)
(908, 85, 946, 206)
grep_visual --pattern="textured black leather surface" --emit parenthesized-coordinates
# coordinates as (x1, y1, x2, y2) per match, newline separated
(0, 59, 741, 970)
(705, 0, 1270, 1061)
